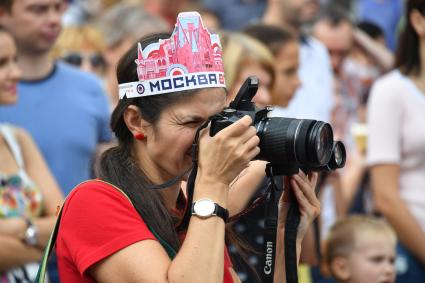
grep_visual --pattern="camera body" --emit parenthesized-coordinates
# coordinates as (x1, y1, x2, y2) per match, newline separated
(210, 77, 345, 172)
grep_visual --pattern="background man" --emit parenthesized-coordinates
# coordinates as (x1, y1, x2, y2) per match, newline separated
(0, 1, 112, 281)
(0, 0, 112, 196)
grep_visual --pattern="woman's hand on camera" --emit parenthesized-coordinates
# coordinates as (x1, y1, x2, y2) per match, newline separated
(197, 115, 260, 186)
(278, 171, 320, 241)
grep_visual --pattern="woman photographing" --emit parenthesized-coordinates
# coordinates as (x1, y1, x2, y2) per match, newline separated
(55, 12, 320, 283)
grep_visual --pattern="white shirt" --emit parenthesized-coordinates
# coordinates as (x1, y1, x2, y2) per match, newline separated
(368, 70, 425, 232)
(271, 37, 334, 123)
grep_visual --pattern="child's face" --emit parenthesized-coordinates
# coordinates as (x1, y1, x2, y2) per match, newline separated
(346, 233, 396, 283)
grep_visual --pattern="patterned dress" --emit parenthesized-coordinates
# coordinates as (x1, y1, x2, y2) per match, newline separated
(0, 124, 44, 283)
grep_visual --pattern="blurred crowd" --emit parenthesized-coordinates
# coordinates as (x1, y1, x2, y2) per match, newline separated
(0, 0, 424, 282)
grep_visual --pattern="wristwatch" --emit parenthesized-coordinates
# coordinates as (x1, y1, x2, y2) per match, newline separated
(191, 198, 229, 222)
(23, 218, 38, 246)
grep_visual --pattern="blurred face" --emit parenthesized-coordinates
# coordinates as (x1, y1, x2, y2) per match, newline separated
(105, 37, 135, 69)
(77, 0, 101, 15)
(273, 41, 301, 107)
(199, 11, 220, 31)
(141, 88, 226, 182)
(0, 0, 66, 54)
(145, 0, 187, 22)
(299, 0, 320, 24)
(230, 62, 272, 108)
(281, 0, 320, 28)
(157, 0, 187, 14)
(61, 50, 107, 77)
(0, 32, 21, 105)
(314, 20, 354, 74)
(346, 233, 396, 283)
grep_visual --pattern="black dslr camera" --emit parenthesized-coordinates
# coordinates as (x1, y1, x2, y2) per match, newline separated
(210, 77, 346, 172)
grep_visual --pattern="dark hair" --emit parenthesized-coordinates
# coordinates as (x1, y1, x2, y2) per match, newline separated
(243, 24, 296, 56)
(395, 0, 425, 76)
(0, 0, 12, 11)
(0, 25, 10, 34)
(96, 33, 199, 251)
(316, 5, 353, 27)
(357, 21, 385, 41)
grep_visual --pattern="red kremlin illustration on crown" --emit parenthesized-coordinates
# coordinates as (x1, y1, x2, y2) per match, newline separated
(119, 11, 226, 99)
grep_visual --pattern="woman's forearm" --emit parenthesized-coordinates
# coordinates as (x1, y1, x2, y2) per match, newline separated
(168, 177, 228, 283)
(377, 193, 425, 263)
(0, 216, 57, 247)
(0, 235, 43, 271)
(273, 172, 320, 282)
(372, 165, 425, 263)
(354, 29, 394, 71)
(33, 216, 57, 246)
(169, 217, 226, 283)
(228, 161, 267, 216)
(274, 228, 286, 282)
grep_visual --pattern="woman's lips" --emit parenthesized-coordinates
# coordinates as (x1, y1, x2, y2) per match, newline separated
(5, 84, 17, 95)
(42, 31, 60, 43)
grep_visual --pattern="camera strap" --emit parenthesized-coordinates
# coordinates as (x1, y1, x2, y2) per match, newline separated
(145, 169, 192, 190)
(178, 121, 300, 283)
(284, 176, 300, 283)
(177, 119, 211, 232)
(261, 165, 300, 283)
(261, 164, 280, 283)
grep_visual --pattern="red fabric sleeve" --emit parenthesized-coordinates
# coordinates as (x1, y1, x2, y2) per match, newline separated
(56, 180, 157, 277)
(224, 247, 234, 283)
(57, 180, 236, 283)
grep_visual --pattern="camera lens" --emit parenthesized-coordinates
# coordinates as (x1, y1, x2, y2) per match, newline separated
(256, 118, 334, 168)
(307, 122, 333, 166)
(334, 144, 343, 164)
(218, 75, 345, 171)
(327, 141, 346, 170)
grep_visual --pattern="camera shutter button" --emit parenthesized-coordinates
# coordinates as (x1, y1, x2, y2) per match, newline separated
(223, 108, 236, 117)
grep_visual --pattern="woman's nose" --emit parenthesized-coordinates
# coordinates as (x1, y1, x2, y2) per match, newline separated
(9, 61, 21, 81)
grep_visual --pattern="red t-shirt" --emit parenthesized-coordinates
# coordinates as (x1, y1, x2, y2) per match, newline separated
(56, 180, 234, 282)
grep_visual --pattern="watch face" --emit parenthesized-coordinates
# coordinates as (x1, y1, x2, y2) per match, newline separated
(193, 199, 215, 217)
(25, 226, 38, 246)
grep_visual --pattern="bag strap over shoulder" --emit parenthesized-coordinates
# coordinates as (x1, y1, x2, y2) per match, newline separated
(0, 124, 25, 168)
(35, 179, 177, 282)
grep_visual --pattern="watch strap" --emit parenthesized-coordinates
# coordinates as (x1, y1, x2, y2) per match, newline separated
(24, 217, 33, 228)
(191, 201, 229, 222)
(213, 203, 229, 222)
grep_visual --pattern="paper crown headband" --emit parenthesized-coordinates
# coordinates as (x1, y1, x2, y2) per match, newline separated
(118, 12, 226, 99)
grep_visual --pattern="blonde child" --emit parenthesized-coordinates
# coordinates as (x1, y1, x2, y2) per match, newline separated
(324, 215, 396, 283)
(220, 31, 275, 108)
